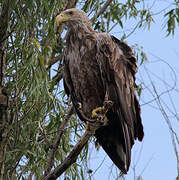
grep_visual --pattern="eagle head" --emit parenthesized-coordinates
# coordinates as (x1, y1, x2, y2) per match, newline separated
(55, 8, 92, 30)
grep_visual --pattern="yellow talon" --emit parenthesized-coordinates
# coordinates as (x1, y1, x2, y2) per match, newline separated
(91, 107, 105, 118)
(91, 106, 109, 126)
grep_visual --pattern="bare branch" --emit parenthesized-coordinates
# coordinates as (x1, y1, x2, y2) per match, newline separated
(145, 65, 179, 177)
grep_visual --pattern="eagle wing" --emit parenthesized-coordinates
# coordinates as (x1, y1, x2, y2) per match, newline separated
(94, 34, 144, 173)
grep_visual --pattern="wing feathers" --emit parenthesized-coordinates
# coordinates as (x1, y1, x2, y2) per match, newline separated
(95, 34, 144, 173)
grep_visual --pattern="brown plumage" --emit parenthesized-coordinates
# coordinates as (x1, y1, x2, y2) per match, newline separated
(56, 8, 144, 173)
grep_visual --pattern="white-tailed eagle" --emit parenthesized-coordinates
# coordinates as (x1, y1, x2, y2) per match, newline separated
(56, 8, 144, 173)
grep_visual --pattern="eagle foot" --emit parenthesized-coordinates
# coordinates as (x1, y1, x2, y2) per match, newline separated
(91, 106, 106, 119)
(91, 100, 113, 126)
(92, 107, 107, 126)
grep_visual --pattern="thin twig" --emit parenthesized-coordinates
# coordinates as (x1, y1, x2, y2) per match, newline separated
(10, 34, 20, 148)
(145, 66, 179, 177)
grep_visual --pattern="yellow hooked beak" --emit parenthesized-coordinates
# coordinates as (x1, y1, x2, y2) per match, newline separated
(55, 13, 70, 27)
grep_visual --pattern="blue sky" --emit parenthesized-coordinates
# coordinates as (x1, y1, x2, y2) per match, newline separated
(86, 1, 179, 180)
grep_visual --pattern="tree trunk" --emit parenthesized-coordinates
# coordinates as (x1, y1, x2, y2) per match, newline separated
(0, 1, 10, 179)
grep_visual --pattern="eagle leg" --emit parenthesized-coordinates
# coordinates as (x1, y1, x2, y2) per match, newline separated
(85, 121, 90, 131)
(77, 102, 96, 123)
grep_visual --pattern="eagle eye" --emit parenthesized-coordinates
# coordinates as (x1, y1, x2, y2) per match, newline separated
(67, 11, 73, 15)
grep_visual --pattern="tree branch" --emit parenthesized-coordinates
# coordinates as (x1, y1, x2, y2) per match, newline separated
(44, 106, 74, 177)
(43, 100, 113, 180)
(51, 66, 64, 85)
(0, 89, 9, 180)
(47, 55, 63, 70)
(65, 0, 78, 10)
(0, 1, 10, 179)
(91, 0, 113, 23)
(0, 0, 10, 86)
(43, 129, 93, 180)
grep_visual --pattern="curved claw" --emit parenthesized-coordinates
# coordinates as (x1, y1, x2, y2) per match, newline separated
(91, 107, 109, 126)
(91, 107, 105, 118)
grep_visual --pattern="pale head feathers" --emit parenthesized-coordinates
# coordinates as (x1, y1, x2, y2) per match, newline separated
(56, 8, 93, 31)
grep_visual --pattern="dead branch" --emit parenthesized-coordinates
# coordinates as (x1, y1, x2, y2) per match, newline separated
(144, 64, 179, 178)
